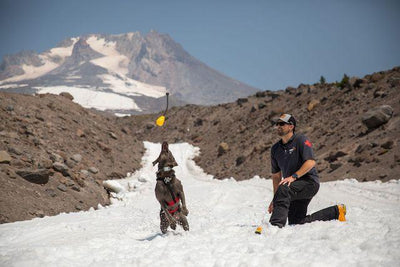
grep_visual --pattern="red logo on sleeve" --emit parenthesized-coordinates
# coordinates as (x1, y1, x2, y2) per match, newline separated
(304, 140, 312, 147)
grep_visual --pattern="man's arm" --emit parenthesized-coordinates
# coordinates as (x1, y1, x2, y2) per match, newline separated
(279, 159, 316, 186)
(271, 171, 282, 194)
(268, 171, 281, 214)
(294, 159, 315, 177)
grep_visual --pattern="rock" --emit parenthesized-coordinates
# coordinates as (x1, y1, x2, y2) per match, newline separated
(109, 132, 118, 139)
(0, 151, 12, 164)
(370, 73, 383, 82)
(329, 162, 343, 172)
(381, 140, 394, 150)
(362, 105, 393, 129)
(71, 154, 82, 163)
(307, 99, 320, 112)
(76, 129, 85, 137)
(236, 98, 248, 105)
(218, 142, 229, 156)
(8, 147, 22, 156)
(75, 204, 83, 211)
(53, 162, 70, 176)
(65, 159, 76, 168)
(355, 144, 372, 154)
(250, 105, 257, 113)
(194, 118, 203, 127)
(373, 89, 387, 98)
(258, 103, 266, 109)
(72, 185, 81, 192)
(88, 167, 99, 174)
(45, 189, 57, 197)
(60, 92, 74, 100)
(16, 169, 51, 184)
(38, 158, 53, 169)
(107, 171, 125, 179)
(236, 155, 246, 166)
(80, 169, 90, 178)
(50, 153, 64, 163)
(57, 184, 67, 192)
(285, 87, 296, 94)
(255, 91, 267, 98)
(35, 113, 45, 122)
(121, 127, 129, 134)
(324, 151, 348, 162)
(97, 141, 111, 153)
(6, 105, 14, 112)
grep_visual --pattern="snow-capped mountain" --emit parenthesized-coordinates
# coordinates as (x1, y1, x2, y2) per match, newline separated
(0, 31, 259, 114)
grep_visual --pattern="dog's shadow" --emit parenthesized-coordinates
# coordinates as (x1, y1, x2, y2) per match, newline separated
(137, 231, 183, 241)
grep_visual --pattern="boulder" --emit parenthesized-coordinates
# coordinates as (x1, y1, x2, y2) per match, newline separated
(307, 99, 320, 112)
(236, 98, 248, 105)
(53, 162, 70, 176)
(60, 92, 74, 100)
(88, 167, 99, 174)
(362, 105, 393, 129)
(71, 154, 82, 163)
(0, 151, 12, 164)
(236, 155, 246, 166)
(16, 169, 51, 184)
(218, 142, 229, 156)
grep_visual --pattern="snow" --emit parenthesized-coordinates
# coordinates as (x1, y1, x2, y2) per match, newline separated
(0, 83, 28, 89)
(35, 86, 141, 111)
(1, 142, 399, 267)
(87, 36, 130, 76)
(0, 39, 77, 84)
(99, 74, 166, 98)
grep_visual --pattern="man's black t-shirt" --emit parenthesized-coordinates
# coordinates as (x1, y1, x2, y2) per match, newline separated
(271, 133, 319, 184)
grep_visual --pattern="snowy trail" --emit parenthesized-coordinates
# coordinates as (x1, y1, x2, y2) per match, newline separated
(1, 142, 400, 267)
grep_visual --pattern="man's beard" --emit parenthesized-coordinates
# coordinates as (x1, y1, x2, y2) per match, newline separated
(277, 128, 291, 136)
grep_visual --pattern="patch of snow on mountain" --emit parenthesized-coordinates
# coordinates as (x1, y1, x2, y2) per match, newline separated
(99, 74, 166, 98)
(35, 86, 141, 111)
(46, 37, 78, 59)
(0, 39, 78, 84)
(87, 36, 129, 75)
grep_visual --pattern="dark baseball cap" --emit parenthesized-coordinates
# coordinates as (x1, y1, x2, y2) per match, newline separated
(277, 114, 296, 126)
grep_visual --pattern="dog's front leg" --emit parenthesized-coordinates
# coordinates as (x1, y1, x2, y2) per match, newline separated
(161, 205, 177, 228)
(179, 190, 189, 216)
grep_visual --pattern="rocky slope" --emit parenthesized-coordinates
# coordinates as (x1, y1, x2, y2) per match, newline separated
(1, 67, 399, 224)
(0, 92, 144, 223)
(131, 67, 400, 182)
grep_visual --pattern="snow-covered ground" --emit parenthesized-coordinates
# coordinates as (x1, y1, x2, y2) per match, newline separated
(1, 142, 399, 267)
(34, 86, 141, 111)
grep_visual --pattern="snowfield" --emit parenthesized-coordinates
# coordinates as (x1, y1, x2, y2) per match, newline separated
(1, 142, 399, 267)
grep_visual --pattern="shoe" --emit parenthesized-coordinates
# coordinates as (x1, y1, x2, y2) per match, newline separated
(338, 204, 346, 222)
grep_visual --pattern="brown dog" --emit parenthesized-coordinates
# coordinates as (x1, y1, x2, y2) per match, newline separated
(153, 142, 189, 234)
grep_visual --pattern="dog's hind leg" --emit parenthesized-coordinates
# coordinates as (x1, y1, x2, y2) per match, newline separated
(178, 213, 189, 231)
(160, 210, 169, 234)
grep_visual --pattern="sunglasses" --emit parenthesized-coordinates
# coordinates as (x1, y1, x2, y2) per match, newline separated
(276, 122, 290, 126)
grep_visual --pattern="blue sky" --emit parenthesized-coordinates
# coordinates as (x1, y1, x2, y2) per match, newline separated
(1, 0, 399, 90)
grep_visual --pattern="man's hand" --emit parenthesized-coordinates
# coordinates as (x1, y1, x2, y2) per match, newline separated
(279, 176, 296, 187)
(268, 201, 273, 214)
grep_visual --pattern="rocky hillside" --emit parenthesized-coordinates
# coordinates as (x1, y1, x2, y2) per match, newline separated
(0, 92, 144, 223)
(131, 67, 400, 182)
(1, 67, 399, 224)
